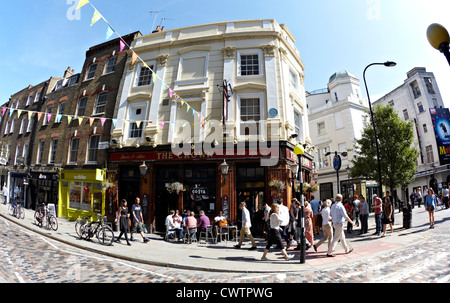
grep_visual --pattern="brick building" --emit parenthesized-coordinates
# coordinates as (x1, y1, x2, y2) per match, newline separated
(0, 76, 59, 208)
(58, 32, 142, 221)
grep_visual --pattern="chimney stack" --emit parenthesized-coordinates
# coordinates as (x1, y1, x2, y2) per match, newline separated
(64, 66, 75, 78)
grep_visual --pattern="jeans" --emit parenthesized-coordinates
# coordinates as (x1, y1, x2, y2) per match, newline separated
(360, 214, 369, 234)
(375, 213, 382, 233)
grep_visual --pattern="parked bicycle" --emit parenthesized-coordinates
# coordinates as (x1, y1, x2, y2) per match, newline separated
(78, 214, 114, 246)
(8, 201, 25, 219)
(34, 203, 58, 231)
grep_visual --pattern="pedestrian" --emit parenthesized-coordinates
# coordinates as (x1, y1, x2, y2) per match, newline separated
(130, 197, 150, 243)
(372, 194, 383, 236)
(424, 188, 437, 229)
(235, 202, 257, 250)
(304, 201, 314, 247)
(276, 199, 291, 248)
(358, 195, 369, 234)
(260, 204, 294, 261)
(309, 195, 321, 235)
(116, 199, 131, 246)
(327, 194, 354, 257)
(353, 195, 360, 227)
(2, 183, 8, 205)
(381, 196, 394, 237)
(384, 191, 395, 224)
(313, 199, 333, 253)
(288, 199, 298, 242)
(262, 202, 271, 239)
(344, 199, 355, 233)
(417, 188, 423, 208)
(443, 186, 449, 209)
(410, 191, 416, 209)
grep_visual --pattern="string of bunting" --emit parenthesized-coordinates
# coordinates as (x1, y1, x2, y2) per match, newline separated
(74, 0, 208, 130)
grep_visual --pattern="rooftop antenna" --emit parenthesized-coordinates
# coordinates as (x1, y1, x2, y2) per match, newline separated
(149, 9, 165, 32)
(159, 17, 175, 28)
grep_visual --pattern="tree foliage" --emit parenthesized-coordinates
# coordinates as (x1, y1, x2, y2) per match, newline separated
(350, 105, 419, 193)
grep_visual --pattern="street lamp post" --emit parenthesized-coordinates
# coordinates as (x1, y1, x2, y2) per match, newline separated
(294, 144, 306, 264)
(427, 23, 450, 66)
(363, 61, 397, 197)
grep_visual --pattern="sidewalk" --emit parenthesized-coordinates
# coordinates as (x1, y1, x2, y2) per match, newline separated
(0, 203, 440, 273)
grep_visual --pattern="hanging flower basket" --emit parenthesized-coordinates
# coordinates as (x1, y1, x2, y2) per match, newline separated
(269, 179, 285, 193)
(167, 182, 186, 195)
(300, 182, 320, 193)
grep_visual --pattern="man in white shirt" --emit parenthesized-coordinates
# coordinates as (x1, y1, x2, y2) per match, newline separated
(328, 194, 354, 257)
(235, 202, 257, 250)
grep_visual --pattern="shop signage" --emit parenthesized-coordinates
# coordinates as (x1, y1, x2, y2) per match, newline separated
(110, 148, 275, 163)
(191, 187, 208, 195)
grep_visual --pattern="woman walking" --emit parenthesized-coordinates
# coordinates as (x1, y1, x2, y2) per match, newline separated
(313, 199, 333, 253)
(116, 199, 131, 246)
(425, 188, 437, 229)
(381, 196, 394, 237)
(261, 204, 294, 261)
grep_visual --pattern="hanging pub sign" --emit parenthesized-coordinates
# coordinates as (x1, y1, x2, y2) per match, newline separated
(430, 108, 450, 165)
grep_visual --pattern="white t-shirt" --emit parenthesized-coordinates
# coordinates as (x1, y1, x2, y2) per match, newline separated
(270, 213, 283, 229)
(278, 204, 290, 226)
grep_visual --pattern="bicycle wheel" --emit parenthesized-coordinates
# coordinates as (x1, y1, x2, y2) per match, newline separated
(17, 206, 25, 219)
(8, 204, 13, 216)
(14, 205, 21, 219)
(75, 220, 85, 238)
(34, 210, 43, 227)
(80, 223, 92, 240)
(96, 226, 115, 246)
(49, 215, 58, 231)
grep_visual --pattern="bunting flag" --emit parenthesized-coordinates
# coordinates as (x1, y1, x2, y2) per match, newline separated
(67, 116, 73, 124)
(112, 119, 117, 127)
(100, 118, 106, 126)
(17, 110, 22, 117)
(9, 108, 14, 117)
(169, 88, 173, 98)
(76, 0, 90, 10)
(106, 25, 114, 40)
(2, 107, 6, 116)
(27, 111, 33, 120)
(152, 72, 156, 84)
(160, 121, 165, 129)
(47, 113, 52, 123)
(56, 114, 63, 123)
(136, 120, 142, 129)
(131, 51, 138, 65)
(78, 117, 83, 125)
(120, 39, 126, 52)
(37, 112, 42, 121)
(89, 117, 95, 126)
(90, 10, 102, 27)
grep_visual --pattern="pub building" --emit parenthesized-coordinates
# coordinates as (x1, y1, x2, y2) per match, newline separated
(108, 141, 313, 236)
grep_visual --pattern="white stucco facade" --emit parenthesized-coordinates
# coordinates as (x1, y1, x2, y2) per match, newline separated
(373, 67, 447, 199)
(307, 71, 371, 200)
(111, 19, 310, 151)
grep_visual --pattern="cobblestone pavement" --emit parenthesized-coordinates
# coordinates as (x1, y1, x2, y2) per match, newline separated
(0, 204, 449, 284)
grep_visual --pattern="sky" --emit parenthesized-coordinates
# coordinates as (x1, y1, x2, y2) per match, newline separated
(0, 0, 449, 107)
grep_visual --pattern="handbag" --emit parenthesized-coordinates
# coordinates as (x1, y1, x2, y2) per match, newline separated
(128, 218, 131, 227)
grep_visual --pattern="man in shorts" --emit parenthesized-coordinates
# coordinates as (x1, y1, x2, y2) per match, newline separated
(131, 197, 150, 243)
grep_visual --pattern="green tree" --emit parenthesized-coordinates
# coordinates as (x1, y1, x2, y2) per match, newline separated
(350, 105, 419, 196)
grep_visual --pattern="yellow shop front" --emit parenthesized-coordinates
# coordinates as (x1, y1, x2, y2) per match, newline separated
(59, 169, 106, 221)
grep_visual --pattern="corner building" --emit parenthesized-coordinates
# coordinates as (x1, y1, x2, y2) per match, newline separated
(109, 20, 313, 234)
